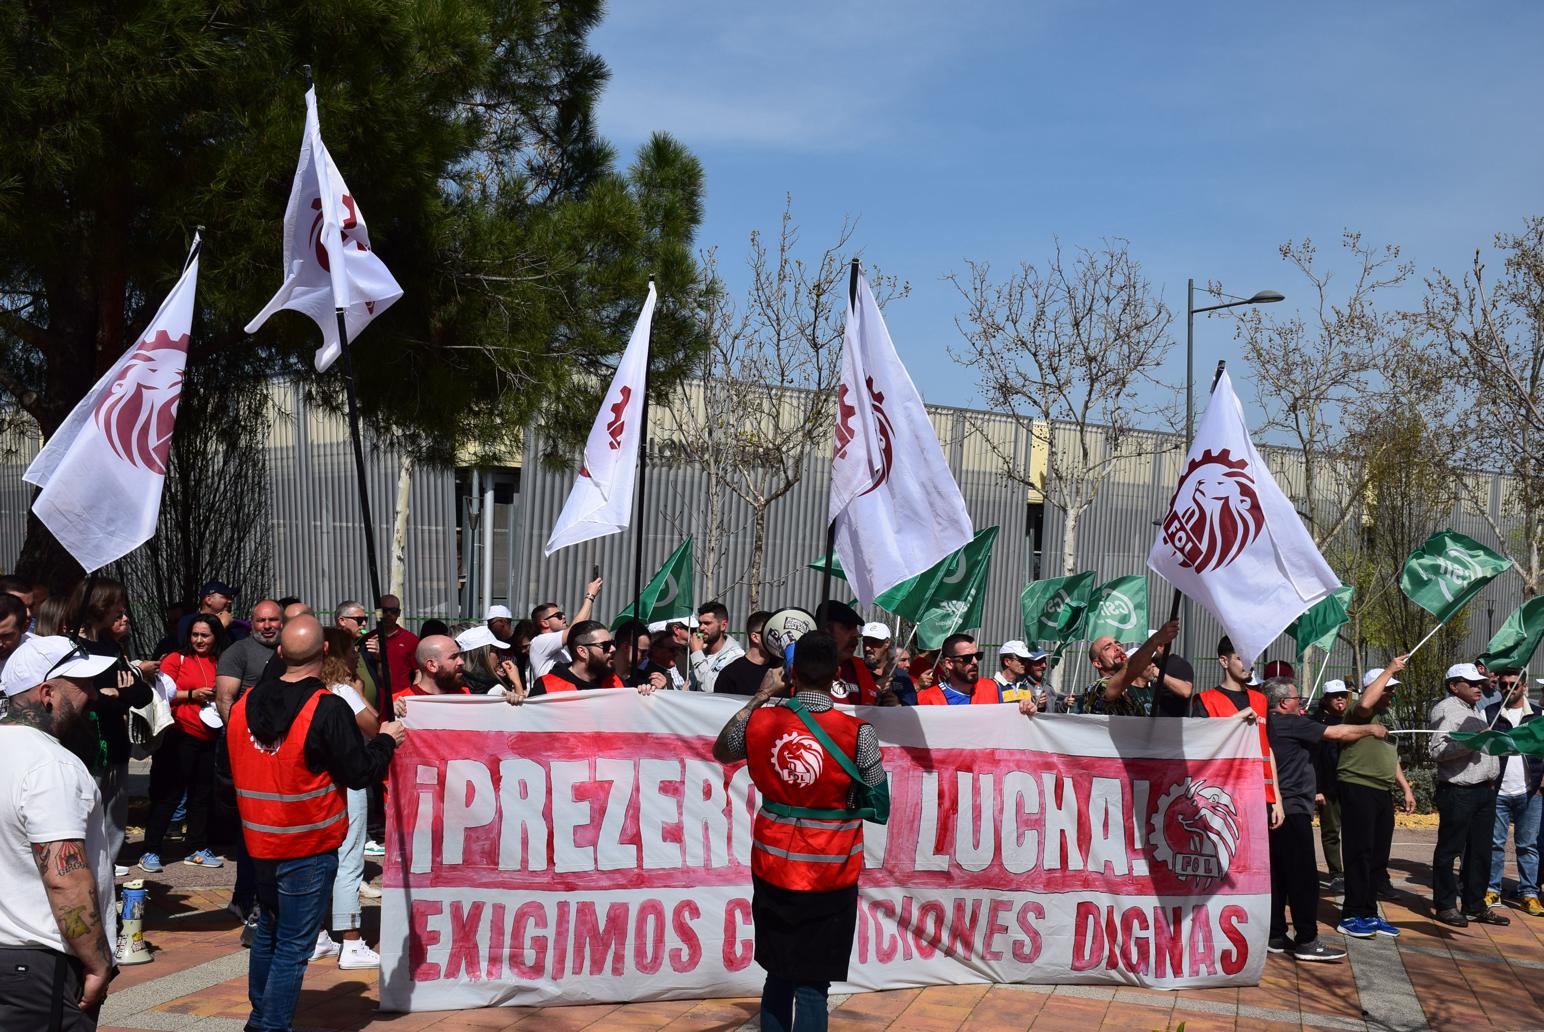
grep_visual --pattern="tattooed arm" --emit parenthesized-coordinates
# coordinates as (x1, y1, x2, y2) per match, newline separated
(32, 839, 113, 1009)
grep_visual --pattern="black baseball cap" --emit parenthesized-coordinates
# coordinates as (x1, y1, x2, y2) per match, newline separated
(200, 580, 239, 599)
(815, 600, 862, 629)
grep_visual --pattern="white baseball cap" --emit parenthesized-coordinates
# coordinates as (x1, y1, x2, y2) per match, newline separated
(1321, 679, 1349, 696)
(1444, 662, 1487, 683)
(1362, 667, 1400, 689)
(647, 616, 698, 634)
(1, 636, 116, 697)
(998, 639, 1034, 660)
(455, 625, 500, 652)
(860, 622, 892, 642)
(484, 604, 513, 621)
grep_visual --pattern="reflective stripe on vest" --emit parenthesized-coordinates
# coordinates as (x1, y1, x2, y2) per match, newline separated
(1198, 688, 1277, 804)
(745, 705, 865, 891)
(228, 688, 347, 859)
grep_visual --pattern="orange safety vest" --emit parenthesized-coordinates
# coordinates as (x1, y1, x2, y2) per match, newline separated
(227, 688, 348, 860)
(745, 705, 865, 891)
(535, 669, 624, 694)
(830, 658, 879, 705)
(1197, 687, 1277, 804)
(916, 678, 1000, 706)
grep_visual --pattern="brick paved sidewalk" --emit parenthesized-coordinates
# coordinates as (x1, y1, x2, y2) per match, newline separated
(98, 827, 1544, 1032)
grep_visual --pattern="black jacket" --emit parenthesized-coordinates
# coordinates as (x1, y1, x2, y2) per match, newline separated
(1483, 700, 1544, 796)
(218, 674, 395, 792)
(83, 636, 153, 767)
(1312, 700, 1344, 801)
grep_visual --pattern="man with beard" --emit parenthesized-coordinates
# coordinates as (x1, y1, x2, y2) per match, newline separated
(917, 634, 1000, 706)
(688, 602, 744, 693)
(860, 624, 916, 706)
(530, 621, 630, 696)
(716, 612, 776, 698)
(400, 636, 471, 701)
(0, 592, 29, 672)
(1080, 621, 1179, 716)
(817, 602, 899, 706)
(0, 636, 119, 1030)
(1313, 680, 1351, 892)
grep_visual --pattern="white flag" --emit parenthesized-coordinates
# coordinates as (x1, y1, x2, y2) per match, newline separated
(1147, 369, 1338, 667)
(543, 283, 656, 555)
(829, 274, 972, 603)
(245, 87, 402, 371)
(25, 239, 201, 572)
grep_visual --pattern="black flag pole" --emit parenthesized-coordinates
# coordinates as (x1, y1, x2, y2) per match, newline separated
(306, 64, 393, 714)
(820, 259, 862, 608)
(631, 277, 656, 626)
(1151, 359, 1226, 715)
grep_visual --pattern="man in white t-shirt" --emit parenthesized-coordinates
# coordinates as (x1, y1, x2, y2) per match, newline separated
(0, 636, 120, 1030)
(1483, 670, 1543, 916)
(527, 575, 603, 678)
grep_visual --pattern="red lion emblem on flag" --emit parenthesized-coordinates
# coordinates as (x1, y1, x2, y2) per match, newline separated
(832, 376, 895, 496)
(93, 332, 187, 476)
(1149, 779, 1242, 885)
(1160, 449, 1264, 572)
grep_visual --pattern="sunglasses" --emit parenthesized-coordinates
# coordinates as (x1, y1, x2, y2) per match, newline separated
(42, 640, 92, 683)
(949, 652, 982, 663)
(380, 607, 401, 615)
(544, 611, 566, 622)
(579, 639, 616, 651)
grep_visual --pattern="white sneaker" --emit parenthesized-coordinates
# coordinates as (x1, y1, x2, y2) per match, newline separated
(311, 930, 341, 961)
(358, 881, 382, 899)
(338, 939, 380, 970)
(363, 839, 386, 858)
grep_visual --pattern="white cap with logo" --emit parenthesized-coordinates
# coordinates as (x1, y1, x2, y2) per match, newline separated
(998, 640, 1034, 660)
(1, 636, 117, 698)
(860, 622, 892, 642)
(484, 604, 513, 621)
(1444, 662, 1487, 683)
(1321, 679, 1349, 696)
(455, 625, 501, 652)
(1362, 667, 1400, 689)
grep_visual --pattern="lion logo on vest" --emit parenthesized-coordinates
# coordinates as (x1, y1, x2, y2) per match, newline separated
(1160, 448, 1263, 572)
(1149, 778, 1241, 884)
(770, 731, 824, 787)
(94, 331, 187, 476)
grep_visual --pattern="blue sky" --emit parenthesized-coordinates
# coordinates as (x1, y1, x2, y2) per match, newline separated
(590, 2, 1544, 410)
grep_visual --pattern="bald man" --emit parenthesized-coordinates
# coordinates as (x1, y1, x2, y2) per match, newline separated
(391, 636, 469, 716)
(216, 599, 284, 722)
(221, 616, 404, 1032)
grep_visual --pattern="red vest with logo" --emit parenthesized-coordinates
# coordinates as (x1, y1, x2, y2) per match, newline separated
(916, 677, 1000, 705)
(830, 658, 879, 705)
(745, 705, 865, 891)
(227, 688, 348, 859)
(1197, 687, 1277, 804)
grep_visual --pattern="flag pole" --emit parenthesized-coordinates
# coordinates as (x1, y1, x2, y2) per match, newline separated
(1152, 360, 1226, 716)
(1303, 645, 1335, 707)
(1407, 621, 1447, 659)
(631, 277, 656, 626)
(306, 65, 393, 714)
(821, 259, 861, 608)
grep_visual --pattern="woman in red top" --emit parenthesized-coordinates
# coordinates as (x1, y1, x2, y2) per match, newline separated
(140, 615, 226, 871)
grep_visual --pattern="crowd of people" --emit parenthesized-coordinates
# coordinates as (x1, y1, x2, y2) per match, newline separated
(0, 569, 1539, 1031)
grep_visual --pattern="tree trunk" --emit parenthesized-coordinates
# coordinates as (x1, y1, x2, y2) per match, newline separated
(1049, 503, 1085, 695)
(389, 454, 414, 601)
(747, 503, 768, 613)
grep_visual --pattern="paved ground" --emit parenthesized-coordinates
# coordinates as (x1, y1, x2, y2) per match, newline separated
(100, 800, 1544, 1032)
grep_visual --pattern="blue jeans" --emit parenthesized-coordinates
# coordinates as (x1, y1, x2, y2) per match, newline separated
(331, 789, 367, 931)
(247, 852, 339, 1032)
(1490, 792, 1542, 899)
(761, 974, 830, 1032)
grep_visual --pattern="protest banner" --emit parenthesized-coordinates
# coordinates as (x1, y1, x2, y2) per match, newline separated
(379, 692, 1268, 1012)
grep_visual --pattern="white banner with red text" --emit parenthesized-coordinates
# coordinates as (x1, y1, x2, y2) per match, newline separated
(378, 691, 1268, 1012)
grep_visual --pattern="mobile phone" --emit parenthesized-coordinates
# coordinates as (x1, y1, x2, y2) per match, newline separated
(591, 564, 601, 580)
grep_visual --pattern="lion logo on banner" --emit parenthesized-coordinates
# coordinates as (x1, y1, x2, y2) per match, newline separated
(93, 332, 187, 476)
(1160, 449, 1264, 572)
(1149, 779, 1242, 885)
(770, 731, 824, 787)
(832, 376, 895, 497)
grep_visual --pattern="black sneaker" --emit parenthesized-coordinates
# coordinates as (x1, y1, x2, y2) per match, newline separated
(1266, 935, 1291, 954)
(1434, 908, 1469, 927)
(240, 910, 259, 948)
(1293, 940, 1347, 963)
(1464, 909, 1511, 926)
(1327, 876, 1345, 894)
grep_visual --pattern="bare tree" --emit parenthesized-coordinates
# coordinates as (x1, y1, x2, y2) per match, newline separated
(1423, 217, 1544, 595)
(661, 199, 906, 610)
(949, 238, 1176, 582)
(1236, 233, 1413, 549)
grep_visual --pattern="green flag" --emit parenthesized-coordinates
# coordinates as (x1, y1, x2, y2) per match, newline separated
(1084, 576, 1149, 643)
(1020, 571, 1096, 644)
(612, 538, 694, 628)
(808, 553, 845, 578)
(896, 527, 1000, 650)
(1478, 595, 1544, 672)
(1399, 530, 1512, 624)
(1288, 584, 1354, 662)
(1451, 718, 1544, 758)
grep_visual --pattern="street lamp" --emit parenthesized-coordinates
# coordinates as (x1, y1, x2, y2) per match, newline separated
(1180, 279, 1284, 661)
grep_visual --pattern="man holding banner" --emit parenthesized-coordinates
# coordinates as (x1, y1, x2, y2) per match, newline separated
(712, 632, 889, 1032)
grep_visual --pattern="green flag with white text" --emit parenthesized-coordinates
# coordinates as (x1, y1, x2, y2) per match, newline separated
(1084, 576, 1149, 643)
(1288, 584, 1354, 662)
(1399, 530, 1511, 625)
(1478, 595, 1544, 672)
(1020, 571, 1096, 644)
(612, 538, 694, 628)
(901, 527, 1000, 650)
